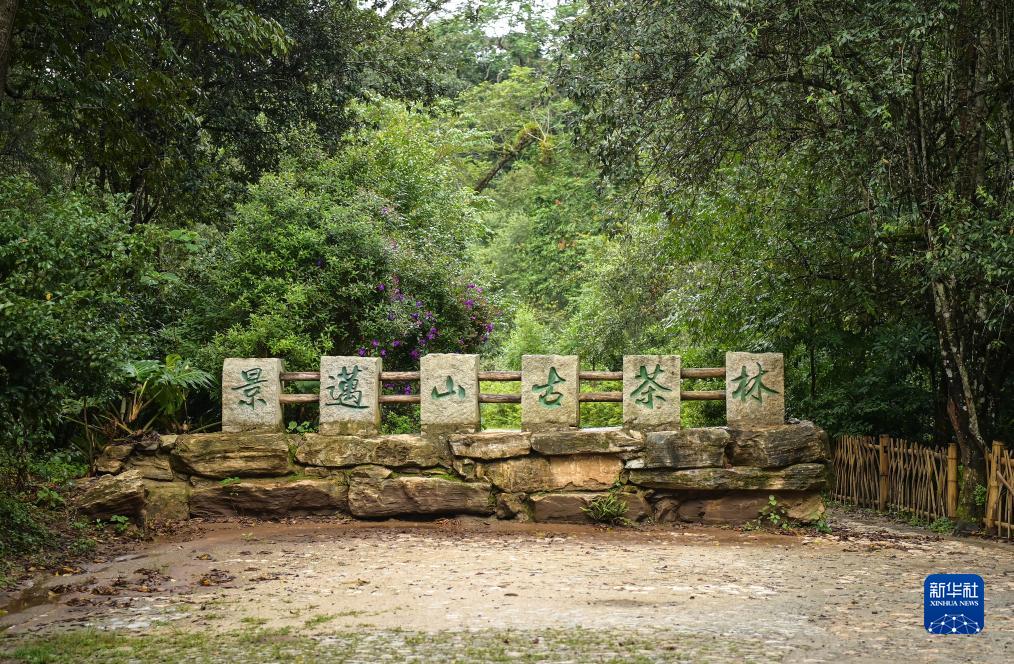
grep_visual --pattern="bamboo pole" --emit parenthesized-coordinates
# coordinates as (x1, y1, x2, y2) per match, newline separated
(878, 434, 889, 511)
(985, 441, 1002, 530)
(946, 442, 958, 518)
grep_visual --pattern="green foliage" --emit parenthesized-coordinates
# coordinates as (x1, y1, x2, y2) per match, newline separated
(928, 517, 955, 535)
(197, 103, 496, 373)
(0, 177, 145, 486)
(0, 494, 51, 558)
(563, 0, 1013, 463)
(582, 492, 630, 525)
(286, 421, 314, 435)
(759, 495, 791, 531)
(974, 484, 988, 508)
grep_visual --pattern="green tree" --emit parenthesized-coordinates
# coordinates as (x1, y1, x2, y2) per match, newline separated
(564, 0, 1013, 511)
(0, 177, 146, 486)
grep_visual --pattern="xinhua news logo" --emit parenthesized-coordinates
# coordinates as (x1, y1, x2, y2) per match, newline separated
(924, 573, 984, 635)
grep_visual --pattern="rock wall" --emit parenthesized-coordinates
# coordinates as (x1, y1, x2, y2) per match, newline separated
(77, 422, 830, 526)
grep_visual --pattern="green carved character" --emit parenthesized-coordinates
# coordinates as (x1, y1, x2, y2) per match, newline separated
(232, 367, 267, 410)
(532, 367, 566, 408)
(730, 362, 780, 403)
(630, 363, 672, 409)
(325, 365, 368, 409)
(432, 375, 466, 400)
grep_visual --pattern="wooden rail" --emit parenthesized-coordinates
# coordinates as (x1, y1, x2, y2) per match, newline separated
(280, 367, 725, 382)
(280, 390, 725, 405)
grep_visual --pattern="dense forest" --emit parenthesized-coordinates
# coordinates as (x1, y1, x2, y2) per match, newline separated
(0, 0, 1011, 555)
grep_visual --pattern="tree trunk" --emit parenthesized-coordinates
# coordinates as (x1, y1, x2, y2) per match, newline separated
(930, 276, 989, 518)
(0, 0, 17, 98)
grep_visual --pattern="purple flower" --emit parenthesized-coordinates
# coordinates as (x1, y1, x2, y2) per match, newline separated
(380, 349, 387, 357)
(427, 327, 437, 340)
(425, 311, 434, 320)
(465, 299, 475, 309)
(485, 322, 495, 332)
(467, 283, 476, 289)
(371, 339, 380, 347)
(415, 300, 422, 307)
(381, 206, 391, 216)
(357, 347, 366, 357)
(476, 287, 483, 294)
(410, 349, 420, 360)
(403, 384, 413, 395)
(394, 292, 404, 302)
(377, 283, 385, 292)
(410, 312, 419, 321)
(392, 340, 402, 347)
(387, 311, 396, 320)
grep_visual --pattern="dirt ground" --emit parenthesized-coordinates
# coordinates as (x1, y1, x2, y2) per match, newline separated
(1, 509, 1012, 663)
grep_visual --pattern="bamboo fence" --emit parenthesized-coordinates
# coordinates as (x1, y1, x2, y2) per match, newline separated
(986, 442, 1014, 539)
(831, 435, 955, 521)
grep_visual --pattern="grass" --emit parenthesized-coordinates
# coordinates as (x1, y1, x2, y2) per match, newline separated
(1, 626, 771, 663)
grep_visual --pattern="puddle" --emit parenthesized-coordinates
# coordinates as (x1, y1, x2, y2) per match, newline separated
(1, 576, 60, 616)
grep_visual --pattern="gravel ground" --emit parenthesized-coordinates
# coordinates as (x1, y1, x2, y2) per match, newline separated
(1, 509, 1012, 663)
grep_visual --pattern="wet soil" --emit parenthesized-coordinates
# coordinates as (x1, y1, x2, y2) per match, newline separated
(1, 510, 1012, 662)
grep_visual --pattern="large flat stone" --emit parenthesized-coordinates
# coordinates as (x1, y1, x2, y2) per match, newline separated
(477, 455, 622, 493)
(628, 463, 827, 491)
(530, 428, 642, 455)
(728, 421, 830, 467)
(189, 478, 348, 518)
(347, 476, 492, 517)
(531, 491, 651, 523)
(676, 491, 826, 524)
(222, 358, 284, 433)
(143, 481, 190, 522)
(77, 470, 146, 520)
(640, 428, 729, 469)
(449, 431, 531, 460)
(125, 454, 174, 481)
(295, 434, 448, 468)
(171, 433, 291, 479)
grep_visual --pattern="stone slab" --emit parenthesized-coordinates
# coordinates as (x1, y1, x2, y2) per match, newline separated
(143, 481, 191, 522)
(531, 491, 651, 524)
(448, 431, 531, 460)
(477, 455, 622, 493)
(676, 491, 826, 524)
(420, 353, 480, 433)
(728, 421, 830, 467)
(628, 463, 827, 491)
(222, 358, 284, 433)
(319, 356, 381, 435)
(295, 434, 448, 468)
(189, 478, 348, 518)
(641, 428, 729, 469)
(623, 355, 681, 430)
(725, 352, 784, 427)
(347, 476, 492, 517)
(77, 470, 146, 520)
(530, 427, 643, 455)
(125, 454, 174, 481)
(171, 433, 291, 479)
(521, 355, 579, 431)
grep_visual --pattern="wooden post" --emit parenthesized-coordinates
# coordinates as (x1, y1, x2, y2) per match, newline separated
(985, 441, 1002, 530)
(878, 434, 889, 511)
(946, 442, 958, 518)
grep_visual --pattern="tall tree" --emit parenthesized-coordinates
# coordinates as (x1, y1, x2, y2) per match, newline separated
(563, 0, 1013, 511)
